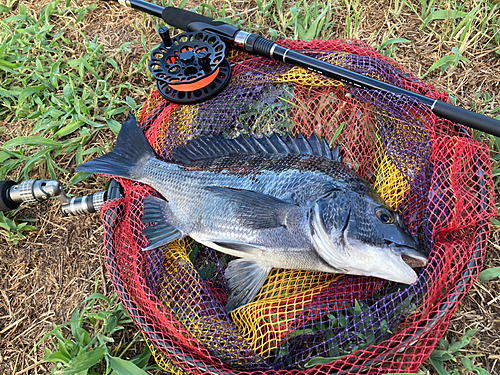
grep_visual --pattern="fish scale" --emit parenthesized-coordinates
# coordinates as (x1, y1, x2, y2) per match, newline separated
(77, 114, 428, 312)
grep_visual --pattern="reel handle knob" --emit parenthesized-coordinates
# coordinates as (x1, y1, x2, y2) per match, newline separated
(158, 26, 172, 48)
(198, 50, 212, 72)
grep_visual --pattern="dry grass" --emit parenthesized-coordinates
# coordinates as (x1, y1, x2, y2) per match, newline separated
(0, 0, 499, 374)
(442, 231, 500, 374)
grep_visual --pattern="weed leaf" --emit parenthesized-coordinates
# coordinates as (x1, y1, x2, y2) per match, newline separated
(0, 58, 21, 74)
(18, 86, 45, 106)
(62, 346, 106, 375)
(475, 368, 492, 375)
(3, 136, 60, 148)
(478, 267, 500, 283)
(54, 121, 82, 138)
(130, 345, 153, 368)
(83, 293, 111, 305)
(108, 355, 149, 375)
(380, 38, 411, 48)
(69, 172, 92, 186)
(44, 351, 71, 364)
(422, 10, 467, 29)
(106, 118, 122, 134)
(430, 356, 451, 375)
(461, 357, 474, 371)
(354, 299, 362, 314)
(304, 355, 344, 368)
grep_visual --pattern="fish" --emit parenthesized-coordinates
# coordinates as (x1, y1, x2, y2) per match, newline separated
(77, 114, 428, 312)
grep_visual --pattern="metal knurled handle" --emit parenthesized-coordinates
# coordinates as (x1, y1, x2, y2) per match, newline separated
(92, 191, 106, 212)
(18, 179, 38, 204)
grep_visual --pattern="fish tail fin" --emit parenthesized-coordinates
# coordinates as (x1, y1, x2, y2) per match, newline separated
(76, 114, 155, 180)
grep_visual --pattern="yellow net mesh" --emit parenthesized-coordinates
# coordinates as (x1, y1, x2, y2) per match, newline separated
(157, 239, 246, 361)
(231, 270, 343, 358)
(146, 338, 185, 375)
(373, 148, 411, 209)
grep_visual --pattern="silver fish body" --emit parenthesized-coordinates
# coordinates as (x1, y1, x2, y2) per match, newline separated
(77, 115, 427, 311)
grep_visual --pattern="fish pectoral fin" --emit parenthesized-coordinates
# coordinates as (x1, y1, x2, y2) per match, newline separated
(224, 259, 272, 313)
(204, 186, 296, 230)
(141, 196, 183, 250)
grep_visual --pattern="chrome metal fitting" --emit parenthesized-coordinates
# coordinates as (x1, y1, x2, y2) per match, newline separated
(9, 179, 65, 205)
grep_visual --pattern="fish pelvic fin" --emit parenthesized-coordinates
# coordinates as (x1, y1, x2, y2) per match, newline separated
(76, 114, 156, 181)
(225, 259, 272, 313)
(142, 196, 184, 250)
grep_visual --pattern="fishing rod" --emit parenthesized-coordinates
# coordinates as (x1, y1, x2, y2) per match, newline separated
(111, 0, 500, 137)
(1, 2, 495, 211)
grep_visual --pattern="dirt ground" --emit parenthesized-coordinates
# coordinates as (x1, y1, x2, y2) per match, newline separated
(0, 0, 499, 374)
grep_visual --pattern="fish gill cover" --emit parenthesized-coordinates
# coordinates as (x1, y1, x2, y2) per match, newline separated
(100, 39, 495, 374)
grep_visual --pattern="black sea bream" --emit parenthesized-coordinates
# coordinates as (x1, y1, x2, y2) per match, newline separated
(77, 115, 427, 312)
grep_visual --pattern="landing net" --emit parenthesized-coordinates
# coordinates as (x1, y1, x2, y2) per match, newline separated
(101, 39, 495, 374)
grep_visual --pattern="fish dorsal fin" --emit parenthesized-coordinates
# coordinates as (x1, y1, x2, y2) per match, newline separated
(307, 133, 323, 156)
(269, 133, 289, 153)
(173, 133, 341, 164)
(295, 134, 313, 154)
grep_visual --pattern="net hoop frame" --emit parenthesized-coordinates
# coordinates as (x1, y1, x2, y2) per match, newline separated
(99, 37, 494, 373)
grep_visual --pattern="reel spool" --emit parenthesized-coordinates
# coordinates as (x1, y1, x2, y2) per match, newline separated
(149, 28, 231, 104)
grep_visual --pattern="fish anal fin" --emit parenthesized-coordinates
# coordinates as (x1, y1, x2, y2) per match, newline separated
(225, 259, 272, 312)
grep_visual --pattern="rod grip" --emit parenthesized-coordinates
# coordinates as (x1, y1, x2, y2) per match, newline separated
(432, 101, 500, 137)
(162, 6, 221, 30)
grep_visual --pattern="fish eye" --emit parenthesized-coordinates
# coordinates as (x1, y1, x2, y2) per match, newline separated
(376, 208, 394, 224)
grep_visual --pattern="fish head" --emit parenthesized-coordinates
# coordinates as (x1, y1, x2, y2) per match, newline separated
(310, 186, 427, 284)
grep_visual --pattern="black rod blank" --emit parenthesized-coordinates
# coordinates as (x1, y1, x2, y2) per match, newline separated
(114, 0, 500, 137)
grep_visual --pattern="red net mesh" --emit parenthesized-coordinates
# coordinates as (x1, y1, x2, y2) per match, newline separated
(100, 39, 495, 374)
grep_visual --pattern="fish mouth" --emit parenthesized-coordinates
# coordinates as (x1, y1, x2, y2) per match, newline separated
(390, 244, 428, 268)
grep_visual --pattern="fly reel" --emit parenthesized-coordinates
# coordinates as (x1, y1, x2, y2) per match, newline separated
(149, 27, 231, 104)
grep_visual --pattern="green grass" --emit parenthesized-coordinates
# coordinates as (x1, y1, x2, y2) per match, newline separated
(1, 0, 499, 373)
(0, 211, 37, 243)
(0, 0, 149, 183)
(406, 0, 500, 54)
(35, 286, 158, 374)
